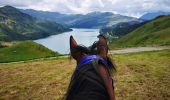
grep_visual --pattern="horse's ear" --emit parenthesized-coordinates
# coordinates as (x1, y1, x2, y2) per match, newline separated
(97, 35, 108, 58)
(70, 35, 77, 49)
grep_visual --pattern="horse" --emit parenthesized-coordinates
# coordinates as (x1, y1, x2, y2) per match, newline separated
(65, 35, 116, 100)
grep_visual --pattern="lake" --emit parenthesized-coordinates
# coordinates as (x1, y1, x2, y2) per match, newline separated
(34, 28, 100, 54)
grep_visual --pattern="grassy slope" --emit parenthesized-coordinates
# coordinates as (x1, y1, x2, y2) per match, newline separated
(0, 41, 59, 63)
(110, 15, 170, 49)
(0, 50, 169, 99)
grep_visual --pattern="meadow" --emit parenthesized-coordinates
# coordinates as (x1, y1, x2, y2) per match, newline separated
(0, 50, 169, 100)
(0, 41, 59, 63)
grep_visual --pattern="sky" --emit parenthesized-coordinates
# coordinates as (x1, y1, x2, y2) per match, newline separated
(0, 0, 170, 18)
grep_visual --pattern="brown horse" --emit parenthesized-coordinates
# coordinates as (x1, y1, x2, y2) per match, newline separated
(65, 35, 116, 100)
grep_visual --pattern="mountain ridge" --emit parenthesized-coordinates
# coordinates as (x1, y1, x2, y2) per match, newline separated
(20, 9, 142, 28)
(140, 11, 170, 20)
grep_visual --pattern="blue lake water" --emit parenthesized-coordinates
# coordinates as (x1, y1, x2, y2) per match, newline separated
(34, 28, 100, 54)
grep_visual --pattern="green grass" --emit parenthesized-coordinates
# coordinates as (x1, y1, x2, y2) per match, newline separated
(0, 50, 169, 99)
(0, 41, 59, 63)
(110, 15, 170, 49)
(112, 50, 170, 100)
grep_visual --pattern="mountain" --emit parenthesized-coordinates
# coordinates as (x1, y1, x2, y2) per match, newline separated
(0, 6, 72, 41)
(0, 41, 59, 63)
(20, 9, 76, 26)
(140, 11, 170, 20)
(110, 15, 170, 48)
(100, 21, 147, 37)
(20, 9, 142, 28)
(68, 12, 143, 28)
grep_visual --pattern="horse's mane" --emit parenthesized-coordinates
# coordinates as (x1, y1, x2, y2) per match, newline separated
(89, 41, 116, 74)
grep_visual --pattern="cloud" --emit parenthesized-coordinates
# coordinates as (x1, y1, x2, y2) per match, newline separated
(0, 0, 170, 17)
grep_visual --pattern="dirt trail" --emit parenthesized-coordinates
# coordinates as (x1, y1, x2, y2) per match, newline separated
(1, 46, 170, 64)
(109, 46, 170, 54)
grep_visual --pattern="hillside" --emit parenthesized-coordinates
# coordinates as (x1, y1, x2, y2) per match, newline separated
(110, 15, 170, 48)
(0, 6, 72, 41)
(100, 21, 147, 37)
(0, 41, 59, 63)
(20, 9, 142, 28)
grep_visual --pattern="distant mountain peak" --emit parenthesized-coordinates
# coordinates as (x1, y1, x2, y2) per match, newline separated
(0, 5, 27, 15)
(140, 11, 170, 20)
(3, 5, 15, 8)
(1, 5, 18, 11)
(86, 11, 114, 16)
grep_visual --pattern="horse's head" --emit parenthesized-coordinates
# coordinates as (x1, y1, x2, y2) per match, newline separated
(68, 35, 116, 100)
(70, 35, 115, 72)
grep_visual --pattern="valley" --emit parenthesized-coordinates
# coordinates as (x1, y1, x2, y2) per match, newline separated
(0, 4, 170, 100)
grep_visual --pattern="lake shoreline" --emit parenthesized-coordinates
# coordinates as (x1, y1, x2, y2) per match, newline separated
(34, 28, 100, 54)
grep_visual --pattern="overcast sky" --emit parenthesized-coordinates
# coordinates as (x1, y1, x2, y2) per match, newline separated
(0, 0, 170, 18)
